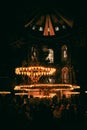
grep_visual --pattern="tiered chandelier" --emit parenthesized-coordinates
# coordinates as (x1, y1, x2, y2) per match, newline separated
(15, 66, 56, 83)
(14, 64, 80, 98)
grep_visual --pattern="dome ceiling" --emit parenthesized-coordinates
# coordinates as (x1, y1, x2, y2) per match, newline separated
(24, 9, 74, 39)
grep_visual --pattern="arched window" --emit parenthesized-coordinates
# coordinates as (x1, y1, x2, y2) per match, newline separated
(61, 67, 69, 83)
(43, 47, 54, 63)
(61, 45, 68, 62)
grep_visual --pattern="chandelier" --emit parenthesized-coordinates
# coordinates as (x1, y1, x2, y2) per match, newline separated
(15, 66, 56, 83)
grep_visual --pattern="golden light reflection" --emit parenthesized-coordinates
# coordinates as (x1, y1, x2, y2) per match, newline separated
(15, 66, 56, 83)
(14, 83, 76, 91)
(65, 91, 80, 95)
(0, 91, 11, 95)
(15, 92, 56, 98)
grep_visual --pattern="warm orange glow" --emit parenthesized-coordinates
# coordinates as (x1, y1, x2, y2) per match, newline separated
(0, 91, 11, 95)
(43, 15, 55, 36)
(15, 66, 56, 83)
(15, 92, 28, 96)
(14, 83, 75, 91)
(72, 85, 80, 89)
(65, 91, 80, 95)
(48, 15, 55, 36)
(15, 92, 56, 98)
(14, 83, 80, 98)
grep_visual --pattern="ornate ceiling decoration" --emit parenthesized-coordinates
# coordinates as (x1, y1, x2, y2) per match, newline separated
(24, 9, 74, 39)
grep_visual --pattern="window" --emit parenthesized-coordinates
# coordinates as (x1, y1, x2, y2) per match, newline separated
(61, 45, 68, 61)
(62, 67, 69, 83)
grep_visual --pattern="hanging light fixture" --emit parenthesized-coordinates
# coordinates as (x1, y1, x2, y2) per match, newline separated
(15, 66, 56, 83)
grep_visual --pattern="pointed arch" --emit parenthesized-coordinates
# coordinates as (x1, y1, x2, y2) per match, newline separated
(61, 45, 68, 62)
(61, 67, 69, 83)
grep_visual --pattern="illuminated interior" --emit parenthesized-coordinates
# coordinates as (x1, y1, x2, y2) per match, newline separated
(13, 10, 80, 99)
(15, 66, 56, 83)
(14, 43, 80, 99)
(0, 91, 11, 95)
(24, 9, 73, 37)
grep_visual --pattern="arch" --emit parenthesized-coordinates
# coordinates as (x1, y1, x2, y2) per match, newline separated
(43, 47, 54, 63)
(61, 45, 68, 61)
(61, 67, 69, 83)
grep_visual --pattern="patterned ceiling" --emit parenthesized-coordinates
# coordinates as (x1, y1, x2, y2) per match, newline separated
(24, 9, 74, 38)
